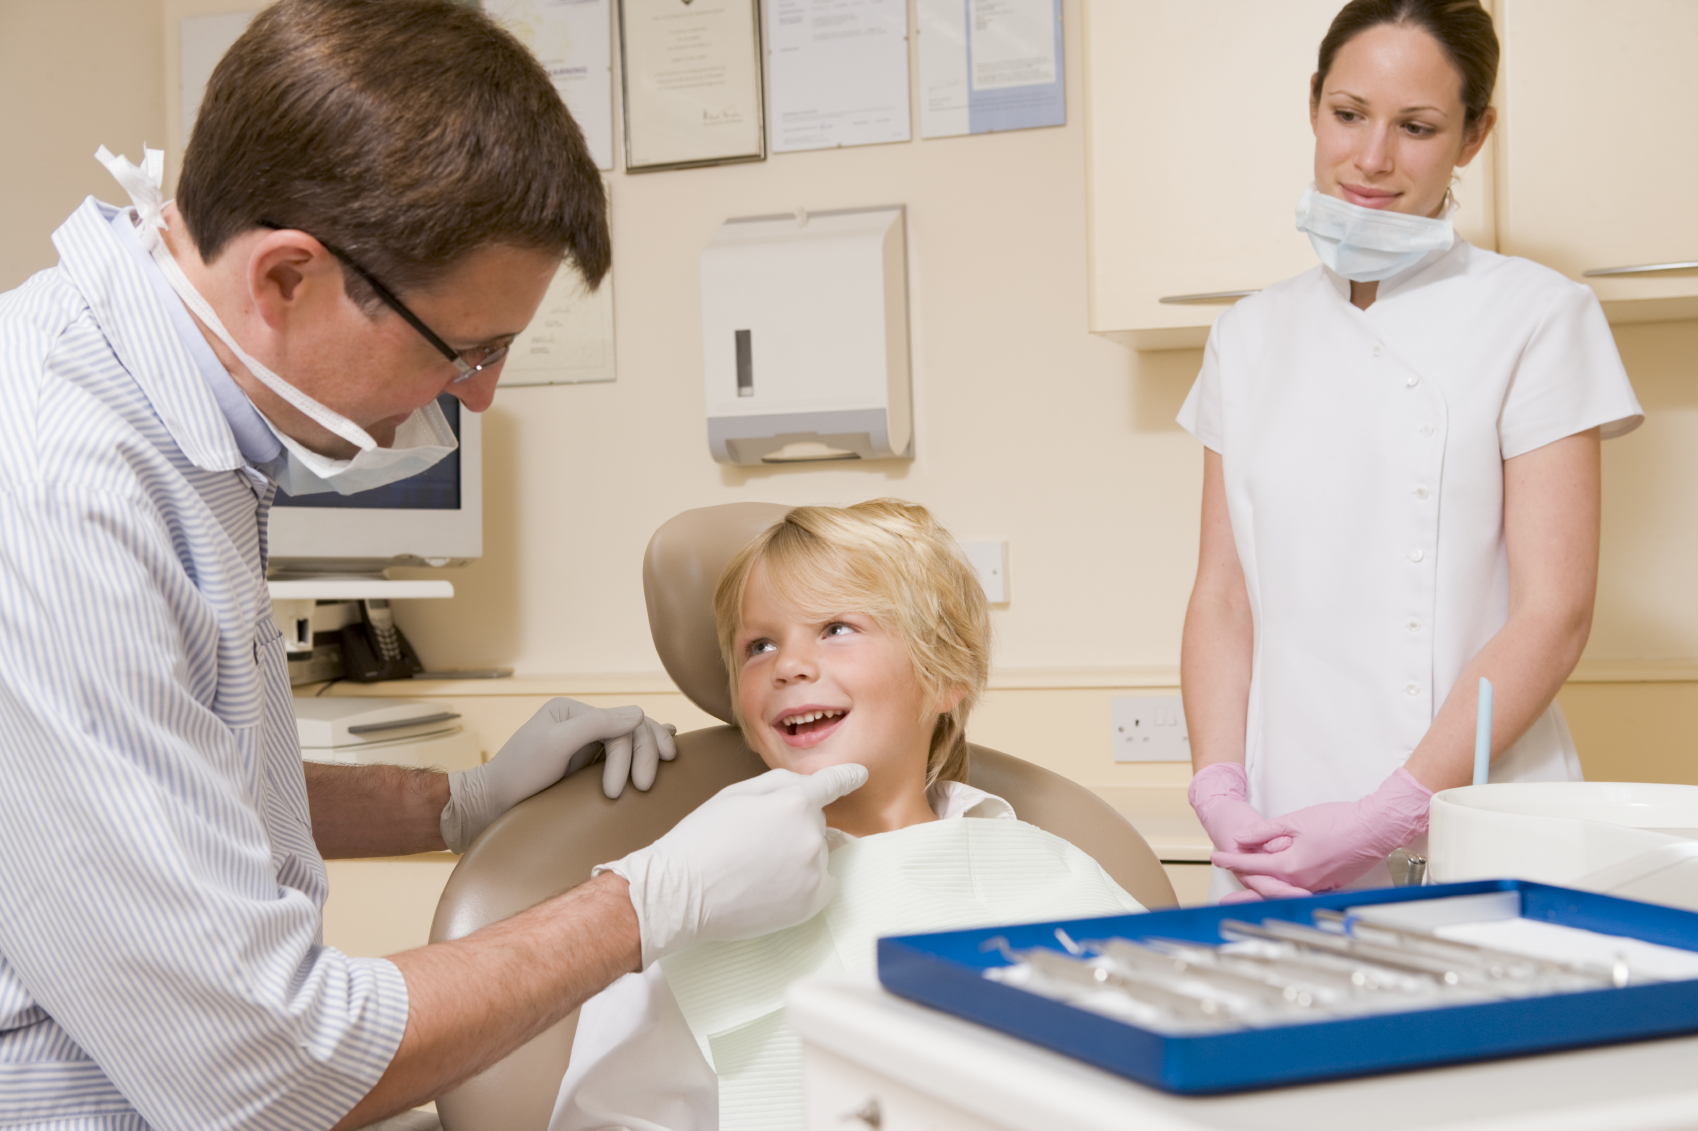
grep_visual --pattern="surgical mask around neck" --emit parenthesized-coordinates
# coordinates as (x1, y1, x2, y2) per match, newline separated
(1295, 183, 1455, 283)
(95, 146, 458, 496)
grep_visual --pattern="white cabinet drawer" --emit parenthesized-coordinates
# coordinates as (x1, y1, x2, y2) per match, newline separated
(805, 1044, 1006, 1131)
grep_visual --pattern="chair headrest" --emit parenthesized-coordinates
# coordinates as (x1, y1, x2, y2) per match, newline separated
(643, 502, 792, 723)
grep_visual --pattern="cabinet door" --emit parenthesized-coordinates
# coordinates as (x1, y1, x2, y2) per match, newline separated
(1082, 0, 1497, 350)
(1498, 0, 1698, 323)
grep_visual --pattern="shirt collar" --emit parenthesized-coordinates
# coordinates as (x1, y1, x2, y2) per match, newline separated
(1320, 238, 1467, 303)
(823, 780, 1016, 848)
(107, 205, 282, 467)
(929, 779, 1017, 820)
(50, 198, 246, 472)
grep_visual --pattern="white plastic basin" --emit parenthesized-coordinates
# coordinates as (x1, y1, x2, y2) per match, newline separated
(1428, 782, 1698, 887)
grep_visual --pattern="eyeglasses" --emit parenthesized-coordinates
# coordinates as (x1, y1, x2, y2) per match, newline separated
(260, 222, 509, 382)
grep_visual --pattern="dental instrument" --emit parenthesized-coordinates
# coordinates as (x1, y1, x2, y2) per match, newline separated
(982, 899, 1654, 1037)
(1474, 677, 1493, 787)
(1313, 908, 1636, 989)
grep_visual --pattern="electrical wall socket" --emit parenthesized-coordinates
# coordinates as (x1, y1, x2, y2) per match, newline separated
(961, 541, 1008, 603)
(1112, 695, 1190, 762)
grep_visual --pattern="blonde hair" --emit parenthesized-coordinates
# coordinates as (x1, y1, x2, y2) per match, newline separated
(714, 500, 991, 786)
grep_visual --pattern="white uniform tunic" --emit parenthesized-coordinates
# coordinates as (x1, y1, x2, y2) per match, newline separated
(1178, 241, 1642, 871)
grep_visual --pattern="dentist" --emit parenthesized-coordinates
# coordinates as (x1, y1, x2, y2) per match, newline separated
(1179, 0, 1642, 902)
(0, 2, 864, 1128)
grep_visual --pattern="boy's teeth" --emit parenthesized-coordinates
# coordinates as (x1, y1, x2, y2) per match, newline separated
(783, 709, 844, 726)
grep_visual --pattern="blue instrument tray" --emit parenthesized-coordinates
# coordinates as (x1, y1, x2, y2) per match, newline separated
(876, 880, 1698, 1094)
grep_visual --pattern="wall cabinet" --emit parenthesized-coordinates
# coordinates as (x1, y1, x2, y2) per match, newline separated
(1081, 0, 1494, 350)
(1497, 0, 1698, 325)
(1085, 0, 1694, 351)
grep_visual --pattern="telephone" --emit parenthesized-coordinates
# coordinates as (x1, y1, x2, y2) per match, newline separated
(340, 598, 424, 683)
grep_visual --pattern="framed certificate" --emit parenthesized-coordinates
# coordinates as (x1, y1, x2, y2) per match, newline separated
(618, 0, 766, 172)
(486, 0, 617, 171)
(497, 262, 617, 387)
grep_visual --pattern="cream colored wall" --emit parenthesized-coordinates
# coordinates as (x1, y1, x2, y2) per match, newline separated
(373, 5, 1698, 690)
(1593, 319, 1698, 659)
(1, 0, 1689, 961)
(370, 0, 1695, 792)
(383, 0, 1204, 680)
(0, 0, 165, 290)
(3, 1, 1694, 811)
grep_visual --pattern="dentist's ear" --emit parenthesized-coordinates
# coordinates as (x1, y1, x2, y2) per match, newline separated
(246, 228, 346, 331)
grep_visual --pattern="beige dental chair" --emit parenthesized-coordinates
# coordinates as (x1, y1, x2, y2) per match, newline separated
(428, 502, 1178, 1131)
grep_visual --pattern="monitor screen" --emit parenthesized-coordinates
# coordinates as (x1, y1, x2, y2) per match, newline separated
(267, 395, 482, 576)
(273, 396, 462, 512)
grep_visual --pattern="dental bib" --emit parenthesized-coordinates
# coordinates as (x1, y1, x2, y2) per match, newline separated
(94, 146, 458, 496)
(1295, 183, 1455, 283)
(659, 816, 1144, 1131)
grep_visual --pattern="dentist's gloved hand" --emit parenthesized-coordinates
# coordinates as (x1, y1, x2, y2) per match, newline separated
(1211, 767, 1433, 894)
(1188, 762, 1282, 854)
(595, 763, 869, 968)
(440, 697, 677, 853)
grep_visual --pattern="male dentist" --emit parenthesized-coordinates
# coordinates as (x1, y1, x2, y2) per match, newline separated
(0, 2, 864, 1128)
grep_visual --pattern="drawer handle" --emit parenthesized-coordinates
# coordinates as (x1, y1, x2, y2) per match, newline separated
(1158, 289, 1260, 304)
(842, 1097, 882, 1127)
(1582, 260, 1698, 277)
(345, 711, 462, 735)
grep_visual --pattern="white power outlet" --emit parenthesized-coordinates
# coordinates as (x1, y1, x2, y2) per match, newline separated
(1112, 695, 1190, 762)
(961, 541, 1008, 603)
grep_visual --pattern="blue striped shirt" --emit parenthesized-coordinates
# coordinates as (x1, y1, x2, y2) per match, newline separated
(0, 198, 408, 1130)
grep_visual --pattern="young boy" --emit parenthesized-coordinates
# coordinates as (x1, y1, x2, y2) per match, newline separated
(553, 501, 1144, 1131)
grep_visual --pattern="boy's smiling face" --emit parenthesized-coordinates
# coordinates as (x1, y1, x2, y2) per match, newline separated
(733, 564, 948, 830)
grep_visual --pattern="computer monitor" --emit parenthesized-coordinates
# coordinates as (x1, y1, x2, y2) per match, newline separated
(267, 394, 482, 576)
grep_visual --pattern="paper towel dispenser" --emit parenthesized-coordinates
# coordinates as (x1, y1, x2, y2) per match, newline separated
(700, 206, 913, 465)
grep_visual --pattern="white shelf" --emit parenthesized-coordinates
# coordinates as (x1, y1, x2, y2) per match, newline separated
(267, 579, 455, 601)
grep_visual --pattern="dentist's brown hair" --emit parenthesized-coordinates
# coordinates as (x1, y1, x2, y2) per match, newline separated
(177, 0, 608, 312)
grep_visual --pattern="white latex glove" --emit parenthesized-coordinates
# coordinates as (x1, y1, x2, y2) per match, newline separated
(595, 764, 869, 968)
(440, 697, 677, 853)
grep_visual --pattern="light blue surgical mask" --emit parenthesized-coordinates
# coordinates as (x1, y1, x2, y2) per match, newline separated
(97, 146, 458, 497)
(1295, 184, 1455, 283)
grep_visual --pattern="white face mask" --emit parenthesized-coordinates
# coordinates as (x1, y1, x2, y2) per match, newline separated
(96, 146, 458, 496)
(1295, 183, 1455, 283)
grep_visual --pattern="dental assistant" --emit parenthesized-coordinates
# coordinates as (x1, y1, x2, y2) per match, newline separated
(0, 2, 863, 1129)
(1178, 0, 1643, 902)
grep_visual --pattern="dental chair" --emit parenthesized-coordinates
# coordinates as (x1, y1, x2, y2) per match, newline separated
(428, 502, 1178, 1131)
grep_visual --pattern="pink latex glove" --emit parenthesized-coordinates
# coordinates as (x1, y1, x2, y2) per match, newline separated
(1219, 888, 1265, 904)
(1219, 874, 1314, 904)
(1188, 762, 1283, 854)
(1211, 767, 1433, 894)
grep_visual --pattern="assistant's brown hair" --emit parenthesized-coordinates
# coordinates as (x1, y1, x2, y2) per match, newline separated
(178, 0, 608, 308)
(714, 500, 992, 788)
(1312, 0, 1499, 132)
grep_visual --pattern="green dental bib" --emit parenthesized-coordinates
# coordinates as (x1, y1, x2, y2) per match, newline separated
(659, 816, 1145, 1130)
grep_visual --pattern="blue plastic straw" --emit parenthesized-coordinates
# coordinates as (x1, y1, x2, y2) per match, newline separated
(1472, 677, 1494, 786)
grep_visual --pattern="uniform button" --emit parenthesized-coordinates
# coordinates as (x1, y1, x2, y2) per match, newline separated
(1373, 343, 1383, 357)
(1415, 487, 1429, 500)
(1407, 619, 1421, 631)
(1409, 549, 1424, 562)
(1406, 683, 1420, 696)
(1420, 424, 1434, 437)
(1406, 375, 1420, 388)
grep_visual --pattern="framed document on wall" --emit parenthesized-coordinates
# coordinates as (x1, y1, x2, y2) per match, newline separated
(618, 0, 765, 171)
